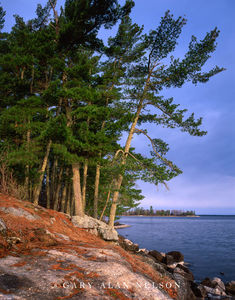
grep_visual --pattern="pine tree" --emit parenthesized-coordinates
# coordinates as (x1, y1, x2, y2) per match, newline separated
(108, 11, 224, 226)
(0, 3, 224, 224)
(38, 1, 136, 216)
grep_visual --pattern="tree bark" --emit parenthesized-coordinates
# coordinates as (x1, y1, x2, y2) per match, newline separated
(25, 122, 31, 200)
(65, 181, 72, 215)
(53, 167, 63, 210)
(72, 163, 84, 216)
(46, 162, 50, 209)
(99, 187, 111, 221)
(71, 189, 75, 216)
(82, 159, 88, 212)
(50, 158, 58, 206)
(60, 183, 67, 213)
(93, 118, 106, 219)
(108, 174, 123, 227)
(61, 168, 69, 212)
(33, 140, 52, 205)
(93, 162, 101, 219)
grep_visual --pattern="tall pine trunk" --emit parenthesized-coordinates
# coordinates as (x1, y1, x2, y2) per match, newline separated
(46, 162, 50, 209)
(108, 91, 149, 226)
(33, 140, 52, 205)
(50, 158, 58, 206)
(53, 167, 63, 210)
(66, 181, 72, 215)
(60, 183, 67, 213)
(93, 119, 106, 219)
(93, 162, 101, 219)
(82, 159, 88, 212)
(25, 124, 31, 200)
(61, 168, 69, 212)
(72, 163, 84, 217)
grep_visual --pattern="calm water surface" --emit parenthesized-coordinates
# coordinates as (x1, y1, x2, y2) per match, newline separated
(117, 216, 235, 282)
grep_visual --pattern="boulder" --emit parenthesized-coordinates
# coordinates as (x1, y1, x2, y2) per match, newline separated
(201, 277, 227, 297)
(149, 250, 164, 263)
(190, 282, 207, 299)
(201, 277, 217, 289)
(211, 277, 225, 291)
(163, 254, 175, 265)
(153, 262, 169, 276)
(166, 251, 184, 263)
(72, 215, 97, 228)
(138, 248, 149, 255)
(137, 253, 169, 276)
(72, 215, 118, 241)
(98, 225, 118, 241)
(173, 264, 194, 282)
(118, 235, 139, 252)
(0, 217, 7, 233)
(225, 281, 235, 296)
(203, 285, 227, 297)
(173, 273, 196, 300)
(0, 207, 40, 221)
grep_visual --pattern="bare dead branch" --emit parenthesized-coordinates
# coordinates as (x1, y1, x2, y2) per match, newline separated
(49, 0, 59, 35)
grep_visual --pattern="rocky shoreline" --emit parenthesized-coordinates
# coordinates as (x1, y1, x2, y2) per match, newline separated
(0, 193, 234, 300)
(0, 194, 178, 299)
(118, 235, 235, 300)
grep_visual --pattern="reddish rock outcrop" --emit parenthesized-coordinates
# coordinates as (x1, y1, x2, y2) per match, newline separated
(0, 193, 178, 299)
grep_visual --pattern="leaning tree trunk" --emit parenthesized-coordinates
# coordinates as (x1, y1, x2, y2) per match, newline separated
(108, 174, 124, 227)
(72, 163, 84, 217)
(108, 101, 145, 227)
(99, 187, 112, 221)
(108, 74, 151, 227)
(33, 140, 52, 205)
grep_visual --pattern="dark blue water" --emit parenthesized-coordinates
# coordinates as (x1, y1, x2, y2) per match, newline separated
(117, 215, 235, 282)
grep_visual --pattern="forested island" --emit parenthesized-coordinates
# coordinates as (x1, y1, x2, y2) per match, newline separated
(123, 207, 196, 216)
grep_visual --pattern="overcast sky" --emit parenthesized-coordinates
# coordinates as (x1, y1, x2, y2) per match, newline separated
(2, 0, 235, 214)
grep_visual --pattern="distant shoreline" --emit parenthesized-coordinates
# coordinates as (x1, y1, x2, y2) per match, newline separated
(121, 215, 200, 218)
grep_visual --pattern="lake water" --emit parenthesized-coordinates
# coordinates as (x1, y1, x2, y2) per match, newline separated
(117, 215, 235, 282)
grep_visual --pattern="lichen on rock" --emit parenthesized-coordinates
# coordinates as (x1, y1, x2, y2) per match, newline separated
(72, 215, 119, 241)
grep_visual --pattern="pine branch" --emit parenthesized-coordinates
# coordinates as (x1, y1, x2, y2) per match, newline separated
(134, 128, 175, 170)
